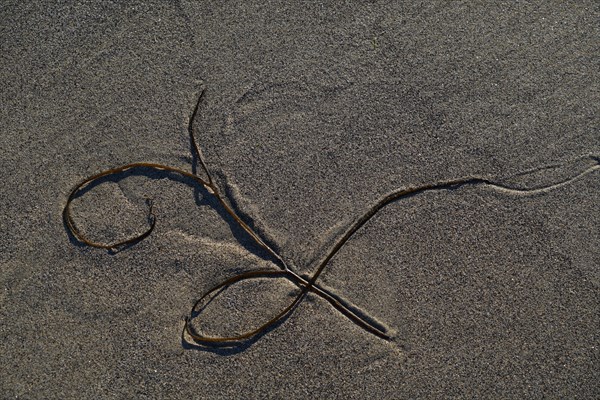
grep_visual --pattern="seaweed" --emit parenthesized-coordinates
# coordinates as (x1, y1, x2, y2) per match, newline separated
(63, 89, 599, 348)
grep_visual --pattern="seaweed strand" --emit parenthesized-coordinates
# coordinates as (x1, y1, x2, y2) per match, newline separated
(64, 88, 599, 348)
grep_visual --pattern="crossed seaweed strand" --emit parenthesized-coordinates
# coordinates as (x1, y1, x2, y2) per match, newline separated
(64, 89, 599, 347)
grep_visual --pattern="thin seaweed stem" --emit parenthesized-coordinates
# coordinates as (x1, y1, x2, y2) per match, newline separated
(64, 88, 599, 348)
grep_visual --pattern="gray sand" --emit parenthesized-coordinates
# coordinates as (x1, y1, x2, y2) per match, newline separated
(1, 1, 599, 398)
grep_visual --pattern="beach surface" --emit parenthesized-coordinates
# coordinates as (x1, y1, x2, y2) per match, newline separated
(1, 2, 599, 398)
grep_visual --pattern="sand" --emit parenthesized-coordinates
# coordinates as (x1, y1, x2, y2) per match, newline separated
(1, 1, 599, 398)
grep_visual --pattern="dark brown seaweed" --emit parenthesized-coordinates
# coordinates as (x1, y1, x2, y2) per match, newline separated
(64, 89, 599, 348)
